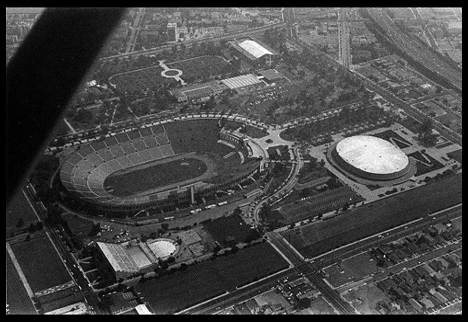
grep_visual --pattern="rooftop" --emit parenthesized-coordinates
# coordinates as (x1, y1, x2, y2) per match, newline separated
(237, 39, 274, 59)
(97, 241, 153, 273)
(221, 74, 262, 89)
(336, 135, 409, 175)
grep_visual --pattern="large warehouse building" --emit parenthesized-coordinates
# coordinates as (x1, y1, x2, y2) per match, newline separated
(96, 239, 179, 280)
(221, 73, 263, 92)
(327, 135, 416, 186)
(229, 37, 278, 66)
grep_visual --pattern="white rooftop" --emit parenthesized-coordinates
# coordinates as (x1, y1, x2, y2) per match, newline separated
(336, 135, 409, 175)
(97, 242, 152, 273)
(135, 304, 152, 315)
(147, 239, 177, 260)
(237, 39, 273, 58)
(221, 74, 262, 89)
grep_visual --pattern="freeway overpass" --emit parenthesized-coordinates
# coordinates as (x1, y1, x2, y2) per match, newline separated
(365, 8, 462, 91)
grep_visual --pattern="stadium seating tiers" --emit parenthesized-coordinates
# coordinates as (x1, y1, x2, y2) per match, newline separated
(60, 119, 258, 210)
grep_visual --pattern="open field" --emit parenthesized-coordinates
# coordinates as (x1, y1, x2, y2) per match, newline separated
(305, 296, 337, 314)
(340, 252, 379, 281)
(343, 283, 391, 314)
(6, 253, 37, 315)
(323, 264, 355, 288)
(62, 212, 95, 239)
(109, 65, 172, 92)
(108, 55, 229, 92)
(167, 55, 230, 80)
(135, 242, 288, 314)
(104, 156, 209, 196)
(281, 173, 462, 258)
(10, 232, 72, 293)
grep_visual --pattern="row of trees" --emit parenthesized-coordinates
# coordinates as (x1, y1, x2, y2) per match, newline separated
(287, 103, 392, 143)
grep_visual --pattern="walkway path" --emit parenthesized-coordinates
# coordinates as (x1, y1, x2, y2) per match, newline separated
(158, 60, 186, 85)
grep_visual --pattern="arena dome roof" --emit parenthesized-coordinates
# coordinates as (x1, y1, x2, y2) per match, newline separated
(335, 135, 409, 175)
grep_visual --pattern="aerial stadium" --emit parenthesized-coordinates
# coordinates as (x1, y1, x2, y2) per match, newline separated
(59, 117, 262, 214)
(327, 135, 417, 186)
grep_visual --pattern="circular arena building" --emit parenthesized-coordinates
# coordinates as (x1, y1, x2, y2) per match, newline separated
(59, 116, 261, 215)
(327, 135, 416, 186)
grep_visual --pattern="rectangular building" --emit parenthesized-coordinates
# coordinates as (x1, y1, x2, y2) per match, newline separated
(96, 241, 156, 280)
(221, 74, 263, 92)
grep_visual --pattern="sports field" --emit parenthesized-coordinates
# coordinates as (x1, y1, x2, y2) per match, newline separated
(281, 173, 462, 259)
(6, 253, 37, 315)
(10, 232, 72, 293)
(104, 156, 210, 197)
(135, 242, 288, 314)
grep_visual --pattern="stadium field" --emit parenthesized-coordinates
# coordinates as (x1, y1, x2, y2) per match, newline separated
(6, 253, 37, 315)
(10, 232, 72, 293)
(281, 173, 463, 259)
(104, 155, 211, 197)
(135, 242, 288, 314)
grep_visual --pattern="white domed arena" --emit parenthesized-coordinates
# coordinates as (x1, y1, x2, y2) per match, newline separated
(327, 135, 416, 186)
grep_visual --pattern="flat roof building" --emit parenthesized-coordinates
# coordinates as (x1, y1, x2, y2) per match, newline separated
(96, 241, 156, 280)
(257, 69, 286, 83)
(221, 74, 263, 91)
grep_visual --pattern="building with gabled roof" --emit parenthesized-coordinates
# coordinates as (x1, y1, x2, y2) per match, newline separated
(229, 37, 278, 66)
(221, 74, 263, 92)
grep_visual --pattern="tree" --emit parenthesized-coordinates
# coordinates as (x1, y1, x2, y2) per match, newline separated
(16, 217, 24, 228)
(161, 223, 169, 231)
(35, 222, 43, 231)
(28, 223, 37, 234)
(25, 234, 31, 242)
(88, 223, 101, 237)
(295, 297, 311, 310)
